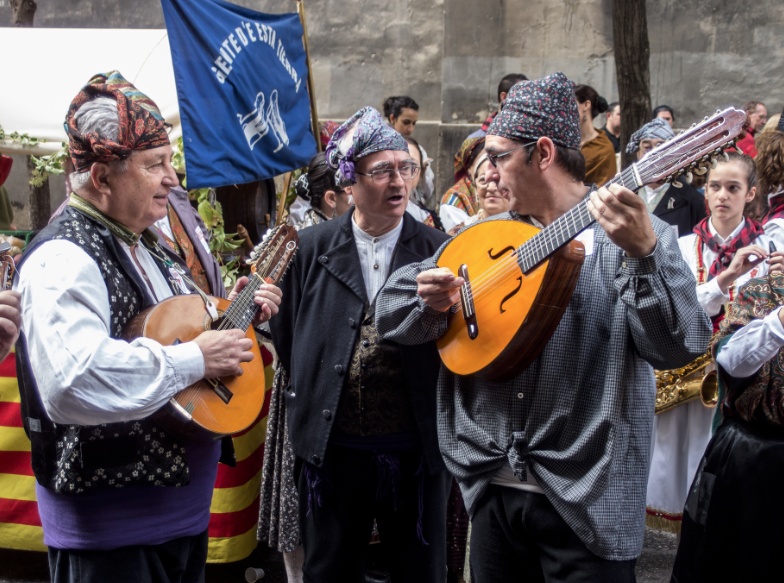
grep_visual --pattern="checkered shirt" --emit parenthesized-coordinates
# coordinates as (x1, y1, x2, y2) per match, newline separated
(376, 210, 711, 560)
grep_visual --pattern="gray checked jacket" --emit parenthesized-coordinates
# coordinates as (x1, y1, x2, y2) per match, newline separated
(376, 210, 711, 560)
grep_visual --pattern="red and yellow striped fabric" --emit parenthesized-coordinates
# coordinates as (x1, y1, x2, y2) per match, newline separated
(0, 346, 274, 563)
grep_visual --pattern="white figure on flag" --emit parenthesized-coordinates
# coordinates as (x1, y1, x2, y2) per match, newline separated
(237, 90, 289, 152)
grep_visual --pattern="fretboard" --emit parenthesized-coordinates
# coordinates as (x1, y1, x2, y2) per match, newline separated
(516, 163, 642, 273)
(221, 274, 265, 331)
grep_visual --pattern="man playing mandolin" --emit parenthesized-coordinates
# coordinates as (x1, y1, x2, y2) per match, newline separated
(13, 72, 281, 583)
(377, 72, 712, 582)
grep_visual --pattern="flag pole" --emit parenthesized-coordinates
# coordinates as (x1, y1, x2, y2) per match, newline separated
(296, 0, 321, 152)
(275, 171, 294, 227)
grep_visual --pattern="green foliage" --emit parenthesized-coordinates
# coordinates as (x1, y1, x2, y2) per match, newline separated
(0, 123, 69, 187)
(189, 187, 246, 290)
(29, 144, 70, 187)
(171, 136, 186, 180)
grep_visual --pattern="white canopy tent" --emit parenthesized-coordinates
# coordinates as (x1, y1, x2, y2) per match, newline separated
(0, 28, 180, 156)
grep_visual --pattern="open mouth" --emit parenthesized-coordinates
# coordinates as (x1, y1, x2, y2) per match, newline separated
(387, 194, 404, 202)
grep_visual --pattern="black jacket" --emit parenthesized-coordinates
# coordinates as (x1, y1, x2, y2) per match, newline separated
(270, 209, 449, 473)
(651, 181, 707, 238)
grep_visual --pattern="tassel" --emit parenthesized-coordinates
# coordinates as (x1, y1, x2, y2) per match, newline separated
(303, 461, 332, 516)
(374, 452, 401, 510)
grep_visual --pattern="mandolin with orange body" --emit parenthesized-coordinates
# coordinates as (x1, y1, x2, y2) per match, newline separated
(123, 225, 298, 443)
(436, 107, 748, 381)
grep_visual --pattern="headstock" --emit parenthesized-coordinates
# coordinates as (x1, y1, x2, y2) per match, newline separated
(635, 107, 747, 187)
(249, 225, 298, 285)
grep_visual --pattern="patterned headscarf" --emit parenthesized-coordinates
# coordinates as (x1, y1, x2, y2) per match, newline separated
(625, 117, 675, 154)
(325, 107, 408, 184)
(64, 70, 170, 173)
(453, 136, 486, 183)
(488, 72, 581, 150)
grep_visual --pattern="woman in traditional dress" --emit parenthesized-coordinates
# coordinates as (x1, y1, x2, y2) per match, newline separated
(258, 152, 347, 583)
(438, 135, 485, 232)
(646, 151, 774, 535)
(404, 136, 443, 230)
(574, 84, 616, 187)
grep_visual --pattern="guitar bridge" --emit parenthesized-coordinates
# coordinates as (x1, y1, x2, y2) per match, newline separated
(459, 264, 478, 340)
(206, 378, 234, 404)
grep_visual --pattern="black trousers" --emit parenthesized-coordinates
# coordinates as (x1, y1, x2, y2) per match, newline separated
(297, 445, 450, 583)
(671, 418, 784, 583)
(470, 486, 636, 583)
(48, 529, 208, 583)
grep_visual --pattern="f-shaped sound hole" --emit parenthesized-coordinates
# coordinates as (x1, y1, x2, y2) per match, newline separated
(500, 277, 523, 314)
(488, 246, 516, 260)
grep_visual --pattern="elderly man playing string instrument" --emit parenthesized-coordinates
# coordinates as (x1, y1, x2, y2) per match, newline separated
(377, 73, 711, 582)
(14, 71, 281, 583)
(269, 107, 451, 582)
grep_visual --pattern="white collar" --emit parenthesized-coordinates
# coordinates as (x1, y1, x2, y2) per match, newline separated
(351, 213, 404, 244)
(708, 217, 745, 245)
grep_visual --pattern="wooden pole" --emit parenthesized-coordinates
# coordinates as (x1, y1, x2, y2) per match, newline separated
(296, 0, 322, 152)
(275, 171, 293, 227)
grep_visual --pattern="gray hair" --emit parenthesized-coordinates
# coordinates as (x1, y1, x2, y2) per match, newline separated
(69, 96, 128, 192)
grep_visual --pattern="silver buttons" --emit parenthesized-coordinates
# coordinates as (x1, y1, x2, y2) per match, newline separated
(517, 392, 524, 399)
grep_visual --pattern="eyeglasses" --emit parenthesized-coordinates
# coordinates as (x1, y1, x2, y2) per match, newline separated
(487, 141, 537, 167)
(356, 164, 420, 184)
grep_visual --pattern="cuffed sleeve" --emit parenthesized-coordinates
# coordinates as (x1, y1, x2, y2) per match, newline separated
(615, 218, 712, 371)
(377, 252, 452, 345)
(716, 307, 784, 378)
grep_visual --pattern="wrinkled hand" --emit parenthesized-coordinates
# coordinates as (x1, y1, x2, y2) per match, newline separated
(769, 250, 784, 275)
(716, 245, 768, 293)
(229, 276, 282, 326)
(192, 329, 254, 378)
(587, 184, 657, 258)
(416, 267, 464, 312)
(0, 291, 21, 362)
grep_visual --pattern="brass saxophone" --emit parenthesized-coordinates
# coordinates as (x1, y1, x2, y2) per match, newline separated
(654, 348, 718, 415)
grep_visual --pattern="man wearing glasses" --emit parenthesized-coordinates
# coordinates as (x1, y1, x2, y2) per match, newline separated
(269, 107, 451, 582)
(377, 74, 709, 582)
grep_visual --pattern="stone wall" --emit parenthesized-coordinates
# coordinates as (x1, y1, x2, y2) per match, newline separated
(2, 0, 783, 211)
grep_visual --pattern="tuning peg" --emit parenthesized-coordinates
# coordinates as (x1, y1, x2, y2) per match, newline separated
(691, 123, 697, 128)
(716, 109, 721, 113)
(678, 130, 685, 136)
(704, 116, 709, 121)
(711, 157, 718, 169)
(685, 171, 693, 184)
(723, 151, 730, 163)
(693, 166, 708, 175)
(672, 180, 684, 188)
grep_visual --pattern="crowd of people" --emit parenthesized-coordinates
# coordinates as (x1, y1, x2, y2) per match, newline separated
(1, 65, 784, 583)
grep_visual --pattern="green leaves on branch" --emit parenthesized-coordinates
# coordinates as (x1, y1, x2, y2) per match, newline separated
(0, 124, 69, 187)
(30, 144, 69, 187)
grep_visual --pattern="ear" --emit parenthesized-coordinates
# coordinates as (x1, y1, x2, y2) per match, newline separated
(746, 185, 757, 204)
(536, 137, 557, 172)
(323, 190, 338, 210)
(90, 162, 112, 196)
(344, 184, 354, 197)
(389, 114, 397, 126)
(499, 92, 508, 104)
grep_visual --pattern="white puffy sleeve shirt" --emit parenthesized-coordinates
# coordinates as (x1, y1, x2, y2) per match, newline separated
(678, 221, 772, 318)
(16, 239, 204, 426)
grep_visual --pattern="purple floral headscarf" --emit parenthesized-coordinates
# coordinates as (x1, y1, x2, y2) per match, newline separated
(325, 107, 408, 184)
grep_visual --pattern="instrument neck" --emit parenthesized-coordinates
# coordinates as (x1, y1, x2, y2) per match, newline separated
(516, 164, 643, 272)
(221, 274, 266, 331)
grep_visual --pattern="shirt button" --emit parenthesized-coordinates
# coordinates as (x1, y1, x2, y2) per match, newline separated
(373, 264, 379, 270)
(311, 454, 321, 464)
(361, 406, 366, 412)
(622, 261, 627, 268)
(349, 318, 356, 328)
(517, 392, 524, 399)
(360, 385, 366, 391)
(362, 340, 370, 348)
(319, 255, 329, 264)
(361, 363, 367, 369)
(373, 238, 379, 243)
(322, 409, 332, 420)
(335, 364, 343, 374)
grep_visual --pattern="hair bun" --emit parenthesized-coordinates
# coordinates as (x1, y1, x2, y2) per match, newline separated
(294, 174, 311, 201)
(596, 95, 609, 115)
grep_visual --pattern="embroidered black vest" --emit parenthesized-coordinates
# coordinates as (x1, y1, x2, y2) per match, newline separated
(16, 207, 189, 494)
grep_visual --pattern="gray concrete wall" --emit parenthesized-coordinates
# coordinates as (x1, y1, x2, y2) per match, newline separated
(2, 0, 783, 208)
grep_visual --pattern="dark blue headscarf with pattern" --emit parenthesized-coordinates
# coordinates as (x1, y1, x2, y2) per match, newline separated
(488, 72, 581, 150)
(325, 107, 408, 184)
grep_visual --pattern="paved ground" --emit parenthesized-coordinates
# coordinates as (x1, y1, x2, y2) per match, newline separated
(0, 527, 677, 582)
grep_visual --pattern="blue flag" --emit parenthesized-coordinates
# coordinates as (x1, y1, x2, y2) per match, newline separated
(161, 0, 317, 189)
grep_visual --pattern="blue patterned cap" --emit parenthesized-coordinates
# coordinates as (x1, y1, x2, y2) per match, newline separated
(626, 117, 675, 154)
(325, 107, 408, 184)
(488, 72, 581, 150)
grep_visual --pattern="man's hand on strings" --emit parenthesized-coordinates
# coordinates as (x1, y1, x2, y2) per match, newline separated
(229, 276, 282, 325)
(588, 184, 658, 258)
(416, 267, 464, 312)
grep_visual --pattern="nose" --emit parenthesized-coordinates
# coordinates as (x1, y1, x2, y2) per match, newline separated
(163, 160, 179, 186)
(389, 168, 406, 187)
